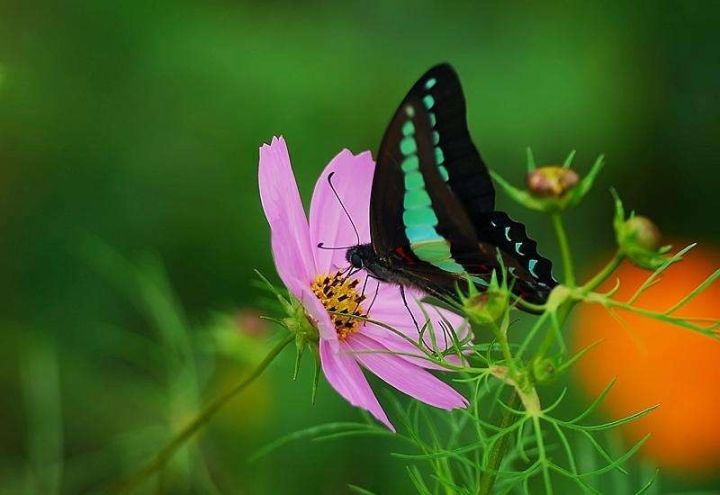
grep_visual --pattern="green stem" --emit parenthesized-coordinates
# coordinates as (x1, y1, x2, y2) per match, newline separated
(532, 415, 553, 494)
(551, 214, 575, 287)
(581, 251, 623, 294)
(477, 390, 518, 495)
(530, 215, 590, 364)
(596, 298, 719, 335)
(534, 310, 563, 362)
(113, 333, 295, 494)
(495, 331, 515, 374)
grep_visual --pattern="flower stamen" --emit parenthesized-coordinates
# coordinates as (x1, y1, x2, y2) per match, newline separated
(311, 271, 366, 341)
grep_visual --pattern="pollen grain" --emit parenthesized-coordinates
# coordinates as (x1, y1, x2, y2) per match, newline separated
(310, 272, 366, 341)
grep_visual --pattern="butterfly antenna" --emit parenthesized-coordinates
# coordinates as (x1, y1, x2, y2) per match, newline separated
(317, 242, 355, 250)
(327, 171, 361, 246)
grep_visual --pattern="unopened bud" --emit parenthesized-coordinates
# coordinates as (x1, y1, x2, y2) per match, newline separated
(615, 209, 668, 270)
(623, 216, 662, 251)
(531, 357, 558, 384)
(464, 289, 508, 328)
(527, 166, 580, 198)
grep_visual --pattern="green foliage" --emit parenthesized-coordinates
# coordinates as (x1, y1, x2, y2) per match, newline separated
(80, 241, 224, 494)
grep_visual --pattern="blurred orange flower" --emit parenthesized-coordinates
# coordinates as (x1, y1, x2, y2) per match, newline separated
(572, 246, 720, 475)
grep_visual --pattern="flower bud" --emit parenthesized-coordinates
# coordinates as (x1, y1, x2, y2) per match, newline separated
(531, 356, 558, 384)
(463, 287, 509, 328)
(623, 216, 662, 251)
(526, 166, 580, 198)
(613, 193, 669, 270)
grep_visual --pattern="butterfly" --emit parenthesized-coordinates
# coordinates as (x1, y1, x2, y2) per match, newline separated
(345, 63, 557, 307)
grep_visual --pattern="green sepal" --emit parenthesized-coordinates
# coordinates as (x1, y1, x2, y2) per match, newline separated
(564, 154, 604, 208)
(526, 146, 537, 172)
(490, 170, 547, 211)
(562, 149, 577, 168)
(293, 335, 304, 380)
(311, 348, 321, 405)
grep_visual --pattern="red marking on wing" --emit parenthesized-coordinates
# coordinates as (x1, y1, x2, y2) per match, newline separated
(393, 246, 415, 264)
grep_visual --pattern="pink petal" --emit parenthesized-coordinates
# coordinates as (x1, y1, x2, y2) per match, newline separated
(360, 322, 449, 370)
(348, 333, 468, 410)
(258, 137, 316, 297)
(319, 339, 394, 431)
(309, 149, 375, 274)
(296, 283, 337, 342)
(370, 284, 471, 351)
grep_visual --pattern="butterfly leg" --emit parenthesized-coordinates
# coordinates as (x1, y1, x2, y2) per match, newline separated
(366, 279, 381, 315)
(399, 285, 421, 333)
(353, 274, 370, 316)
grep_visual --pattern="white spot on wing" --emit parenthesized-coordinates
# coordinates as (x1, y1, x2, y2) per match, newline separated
(528, 259, 539, 278)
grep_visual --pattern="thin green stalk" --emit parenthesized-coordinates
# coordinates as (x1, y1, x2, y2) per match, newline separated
(477, 390, 518, 495)
(532, 416, 553, 494)
(113, 333, 295, 494)
(471, 379, 485, 490)
(581, 251, 623, 294)
(532, 295, 576, 364)
(490, 314, 518, 379)
(599, 299, 719, 335)
(551, 214, 575, 287)
(516, 311, 551, 361)
(495, 331, 516, 374)
(533, 309, 565, 361)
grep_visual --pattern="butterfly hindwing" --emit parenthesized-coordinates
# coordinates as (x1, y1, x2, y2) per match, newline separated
(479, 211, 557, 303)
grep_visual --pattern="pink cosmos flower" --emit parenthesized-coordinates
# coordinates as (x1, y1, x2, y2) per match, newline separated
(258, 136, 468, 430)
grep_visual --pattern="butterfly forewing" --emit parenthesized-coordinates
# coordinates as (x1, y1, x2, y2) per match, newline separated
(371, 78, 481, 278)
(417, 64, 496, 219)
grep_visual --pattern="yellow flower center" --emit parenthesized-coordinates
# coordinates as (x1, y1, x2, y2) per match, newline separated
(310, 272, 366, 341)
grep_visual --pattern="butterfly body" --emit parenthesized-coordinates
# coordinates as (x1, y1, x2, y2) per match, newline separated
(349, 64, 557, 307)
(347, 243, 461, 296)
(346, 244, 415, 287)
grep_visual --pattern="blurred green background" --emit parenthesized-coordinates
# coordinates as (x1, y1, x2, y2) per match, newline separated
(0, 1, 718, 494)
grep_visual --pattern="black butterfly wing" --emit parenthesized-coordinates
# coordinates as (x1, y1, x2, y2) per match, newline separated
(369, 98, 413, 256)
(417, 65, 558, 297)
(370, 67, 481, 280)
(371, 63, 557, 302)
(478, 212, 557, 303)
(417, 64, 495, 217)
